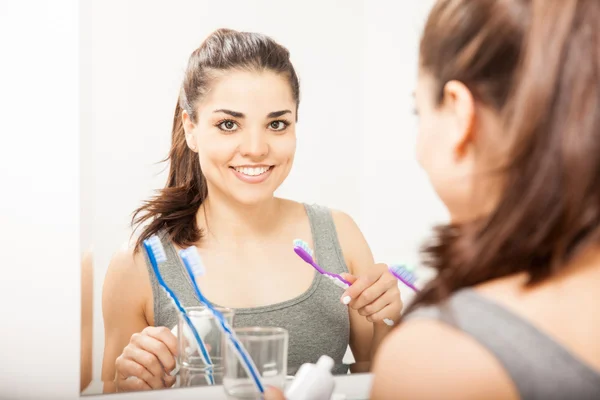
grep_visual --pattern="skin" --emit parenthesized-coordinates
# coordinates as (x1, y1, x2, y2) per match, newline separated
(265, 69, 600, 400)
(80, 250, 93, 392)
(101, 69, 402, 392)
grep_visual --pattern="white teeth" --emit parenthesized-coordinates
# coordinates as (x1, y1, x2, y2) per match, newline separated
(233, 166, 270, 176)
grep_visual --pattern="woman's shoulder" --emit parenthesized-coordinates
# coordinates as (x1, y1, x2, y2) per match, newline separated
(286, 199, 357, 225)
(106, 230, 175, 277)
(106, 242, 149, 279)
(371, 316, 518, 399)
(103, 242, 153, 317)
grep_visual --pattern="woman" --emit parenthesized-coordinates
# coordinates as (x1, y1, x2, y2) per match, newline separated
(265, 0, 600, 398)
(101, 28, 402, 392)
(372, 0, 600, 398)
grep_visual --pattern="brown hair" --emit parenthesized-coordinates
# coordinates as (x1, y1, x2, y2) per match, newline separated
(132, 28, 300, 251)
(407, 0, 600, 313)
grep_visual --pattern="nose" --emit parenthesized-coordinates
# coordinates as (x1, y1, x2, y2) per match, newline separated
(239, 129, 269, 159)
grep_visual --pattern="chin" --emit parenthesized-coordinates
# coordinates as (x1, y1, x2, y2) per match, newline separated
(231, 189, 276, 206)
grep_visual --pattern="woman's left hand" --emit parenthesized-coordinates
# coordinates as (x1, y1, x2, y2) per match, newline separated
(340, 263, 403, 326)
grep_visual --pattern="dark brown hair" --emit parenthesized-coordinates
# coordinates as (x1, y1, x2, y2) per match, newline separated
(407, 0, 600, 313)
(132, 28, 300, 251)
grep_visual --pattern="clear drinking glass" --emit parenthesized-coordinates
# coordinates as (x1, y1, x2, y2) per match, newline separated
(223, 327, 289, 399)
(176, 306, 235, 386)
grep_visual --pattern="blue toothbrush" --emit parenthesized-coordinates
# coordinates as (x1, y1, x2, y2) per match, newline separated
(179, 246, 266, 395)
(143, 235, 215, 384)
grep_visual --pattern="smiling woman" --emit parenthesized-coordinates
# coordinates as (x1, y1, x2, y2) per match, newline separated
(180, 69, 298, 207)
(100, 28, 402, 393)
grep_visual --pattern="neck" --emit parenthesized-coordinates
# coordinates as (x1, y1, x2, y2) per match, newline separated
(197, 193, 283, 245)
(557, 244, 600, 282)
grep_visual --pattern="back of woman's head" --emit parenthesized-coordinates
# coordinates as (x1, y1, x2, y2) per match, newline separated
(132, 28, 300, 250)
(409, 0, 600, 311)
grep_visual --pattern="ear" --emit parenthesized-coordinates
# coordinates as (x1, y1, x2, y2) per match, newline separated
(442, 80, 476, 160)
(182, 109, 198, 153)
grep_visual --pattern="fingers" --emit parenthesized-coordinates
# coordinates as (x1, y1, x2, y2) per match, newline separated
(342, 266, 394, 308)
(340, 263, 390, 304)
(340, 273, 378, 305)
(116, 376, 152, 392)
(350, 276, 395, 311)
(365, 302, 403, 325)
(164, 374, 177, 388)
(264, 386, 287, 400)
(114, 326, 179, 392)
(357, 290, 394, 318)
(143, 326, 178, 359)
(339, 273, 357, 285)
(340, 263, 403, 325)
(137, 328, 178, 373)
(122, 342, 166, 385)
(114, 356, 158, 391)
(125, 375, 173, 391)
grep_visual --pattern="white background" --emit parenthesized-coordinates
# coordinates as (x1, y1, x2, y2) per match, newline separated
(0, 1, 442, 399)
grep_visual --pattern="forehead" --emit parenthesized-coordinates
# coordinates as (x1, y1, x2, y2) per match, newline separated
(198, 69, 295, 117)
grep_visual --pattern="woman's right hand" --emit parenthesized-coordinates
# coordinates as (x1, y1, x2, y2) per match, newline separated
(114, 326, 178, 391)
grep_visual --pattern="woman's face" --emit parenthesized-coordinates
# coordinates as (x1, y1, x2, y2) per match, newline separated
(183, 69, 297, 206)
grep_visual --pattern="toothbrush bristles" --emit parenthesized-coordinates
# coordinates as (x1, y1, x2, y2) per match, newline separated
(389, 264, 417, 284)
(147, 235, 167, 263)
(181, 247, 206, 277)
(293, 239, 313, 257)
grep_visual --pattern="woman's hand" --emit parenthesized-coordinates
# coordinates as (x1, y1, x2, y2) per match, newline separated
(340, 263, 403, 326)
(114, 326, 178, 391)
(264, 386, 287, 400)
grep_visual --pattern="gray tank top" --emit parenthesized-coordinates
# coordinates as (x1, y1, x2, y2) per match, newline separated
(405, 288, 600, 399)
(144, 203, 351, 375)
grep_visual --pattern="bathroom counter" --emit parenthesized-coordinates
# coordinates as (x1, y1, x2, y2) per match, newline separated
(82, 373, 373, 399)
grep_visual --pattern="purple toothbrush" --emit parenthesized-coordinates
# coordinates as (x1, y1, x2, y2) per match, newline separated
(293, 239, 352, 289)
(388, 264, 419, 292)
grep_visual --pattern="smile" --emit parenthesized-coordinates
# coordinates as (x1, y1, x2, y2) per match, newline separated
(231, 165, 273, 176)
(229, 165, 275, 184)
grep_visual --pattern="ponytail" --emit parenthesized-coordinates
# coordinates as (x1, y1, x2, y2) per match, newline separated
(132, 97, 207, 251)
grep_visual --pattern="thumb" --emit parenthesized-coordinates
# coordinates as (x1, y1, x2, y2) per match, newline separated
(263, 386, 287, 400)
(340, 273, 357, 284)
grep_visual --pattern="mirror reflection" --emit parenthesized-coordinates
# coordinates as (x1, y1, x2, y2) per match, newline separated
(81, 1, 439, 397)
(100, 26, 384, 393)
(80, 0, 600, 399)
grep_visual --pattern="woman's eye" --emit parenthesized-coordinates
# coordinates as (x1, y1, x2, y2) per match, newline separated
(269, 121, 288, 131)
(218, 120, 238, 131)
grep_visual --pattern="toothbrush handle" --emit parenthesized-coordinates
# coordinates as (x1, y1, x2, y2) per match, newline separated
(143, 242, 215, 373)
(200, 298, 265, 393)
(326, 271, 352, 287)
(220, 320, 266, 393)
(181, 259, 265, 394)
(310, 259, 352, 287)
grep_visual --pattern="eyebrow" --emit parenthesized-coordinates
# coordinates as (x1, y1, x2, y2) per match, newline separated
(213, 109, 244, 118)
(213, 109, 292, 118)
(267, 110, 292, 118)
